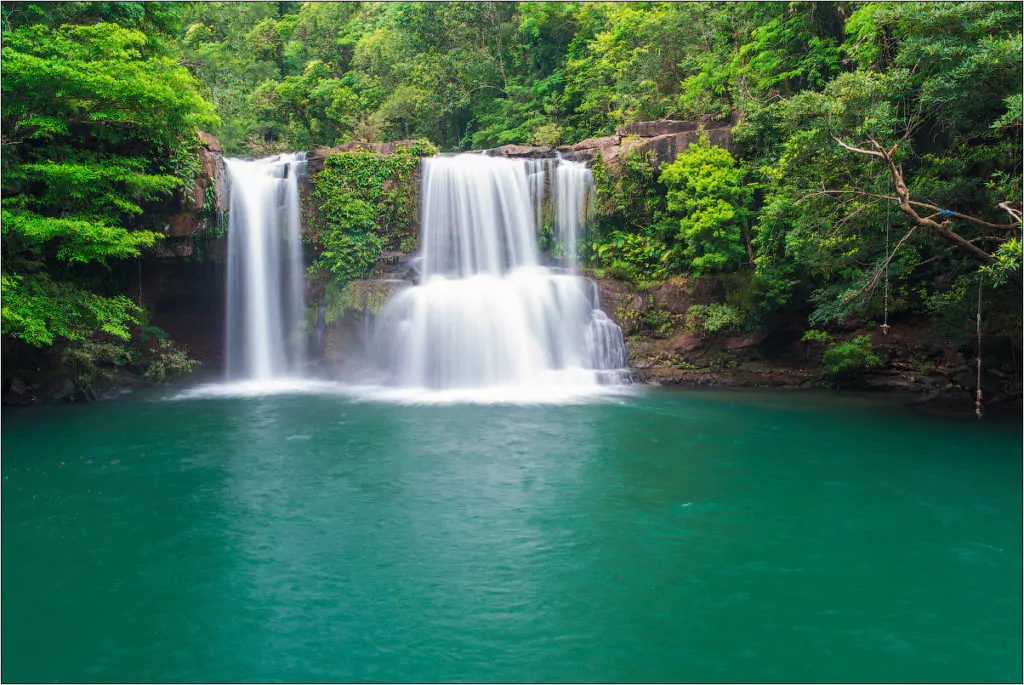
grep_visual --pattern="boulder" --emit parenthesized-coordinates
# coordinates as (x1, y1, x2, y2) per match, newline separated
(565, 135, 620, 156)
(617, 120, 699, 137)
(489, 144, 553, 157)
(197, 131, 223, 154)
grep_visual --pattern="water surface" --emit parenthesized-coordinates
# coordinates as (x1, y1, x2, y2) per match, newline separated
(3, 389, 1021, 682)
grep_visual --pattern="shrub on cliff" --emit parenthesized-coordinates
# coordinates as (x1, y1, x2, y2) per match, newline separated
(310, 141, 436, 283)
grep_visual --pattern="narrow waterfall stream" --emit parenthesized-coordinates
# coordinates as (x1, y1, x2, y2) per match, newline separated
(372, 154, 628, 395)
(224, 153, 307, 380)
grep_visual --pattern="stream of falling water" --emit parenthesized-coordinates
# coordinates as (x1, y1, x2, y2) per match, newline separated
(224, 153, 307, 380)
(371, 154, 629, 397)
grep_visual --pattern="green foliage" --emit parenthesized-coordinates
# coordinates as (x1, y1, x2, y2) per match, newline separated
(756, 2, 1022, 324)
(323, 280, 397, 325)
(590, 231, 673, 283)
(820, 335, 883, 379)
(2, 272, 143, 347)
(62, 340, 137, 389)
(616, 303, 679, 338)
(2, 10, 217, 351)
(684, 303, 745, 338)
(586, 150, 677, 281)
(310, 141, 436, 283)
(143, 339, 199, 383)
(801, 329, 833, 345)
(59, 328, 197, 389)
(660, 134, 752, 275)
(981, 238, 1022, 288)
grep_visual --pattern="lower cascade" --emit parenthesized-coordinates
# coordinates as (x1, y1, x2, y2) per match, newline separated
(225, 153, 307, 380)
(372, 154, 629, 391)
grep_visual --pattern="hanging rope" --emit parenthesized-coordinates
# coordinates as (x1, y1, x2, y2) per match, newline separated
(882, 196, 891, 335)
(976, 271, 983, 420)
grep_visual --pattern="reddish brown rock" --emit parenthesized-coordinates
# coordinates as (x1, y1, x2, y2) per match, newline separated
(163, 213, 204, 238)
(197, 131, 222, 153)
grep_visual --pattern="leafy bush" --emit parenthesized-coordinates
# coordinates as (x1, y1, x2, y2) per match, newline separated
(616, 304, 679, 337)
(685, 303, 744, 337)
(800, 329, 832, 344)
(659, 133, 752, 276)
(821, 335, 882, 379)
(60, 332, 198, 389)
(63, 341, 137, 389)
(143, 339, 199, 383)
(589, 230, 674, 283)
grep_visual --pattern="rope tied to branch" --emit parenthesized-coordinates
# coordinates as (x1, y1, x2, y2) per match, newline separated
(883, 198, 891, 335)
(976, 271, 983, 420)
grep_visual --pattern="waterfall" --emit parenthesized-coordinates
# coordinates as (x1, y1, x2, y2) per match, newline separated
(552, 158, 594, 269)
(225, 153, 307, 380)
(372, 154, 628, 392)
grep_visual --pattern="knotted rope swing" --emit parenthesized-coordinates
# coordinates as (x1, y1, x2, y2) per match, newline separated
(976, 271, 983, 420)
(882, 197, 891, 336)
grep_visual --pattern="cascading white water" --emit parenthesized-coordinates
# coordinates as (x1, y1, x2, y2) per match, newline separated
(372, 154, 628, 393)
(552, 158, 594, 269)
(225, 153, 307, 380)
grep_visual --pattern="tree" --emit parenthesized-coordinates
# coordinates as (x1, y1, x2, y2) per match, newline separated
(1, 14, 217, 346)
(660, 133, 753, 275)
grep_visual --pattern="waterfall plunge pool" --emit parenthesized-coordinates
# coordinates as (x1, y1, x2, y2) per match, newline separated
(3, 388, 1021, 682)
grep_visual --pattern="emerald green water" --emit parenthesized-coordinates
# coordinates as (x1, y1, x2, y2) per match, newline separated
(3, 389, 1021, 683)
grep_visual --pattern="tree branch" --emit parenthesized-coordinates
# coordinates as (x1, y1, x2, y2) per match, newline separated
(832, 136, 1018, 268)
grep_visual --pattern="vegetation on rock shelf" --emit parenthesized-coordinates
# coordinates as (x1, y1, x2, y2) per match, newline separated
(309, 140, 437, 284)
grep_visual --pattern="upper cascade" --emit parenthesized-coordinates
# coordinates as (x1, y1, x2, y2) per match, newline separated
(420, 154, 539, 277)
(372, 153, 628, 394)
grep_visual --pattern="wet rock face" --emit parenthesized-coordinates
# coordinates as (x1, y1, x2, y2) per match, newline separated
(154, 132, 227, 257)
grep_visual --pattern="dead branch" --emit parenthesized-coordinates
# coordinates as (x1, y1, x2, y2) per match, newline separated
(832, 136, 1020, 273)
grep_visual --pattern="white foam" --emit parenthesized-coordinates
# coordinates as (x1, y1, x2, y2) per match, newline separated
(170, 377, 635, 406)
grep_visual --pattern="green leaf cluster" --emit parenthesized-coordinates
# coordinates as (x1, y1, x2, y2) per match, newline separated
(660, 134, 752, 276)
(820, 335, 883, 379)
(310, 141, 436, 283)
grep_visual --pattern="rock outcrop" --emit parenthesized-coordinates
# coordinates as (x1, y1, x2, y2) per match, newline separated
(554, 114, 738, 166)
(153, 131, 227, 258)
(307, 139, 425, 174)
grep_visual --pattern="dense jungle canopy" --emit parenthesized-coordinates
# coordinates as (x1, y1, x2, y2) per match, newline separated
(1, 1, 1021, 376)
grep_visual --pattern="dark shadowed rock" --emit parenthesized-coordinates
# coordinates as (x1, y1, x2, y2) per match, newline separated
(163, 213, 205, 238)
